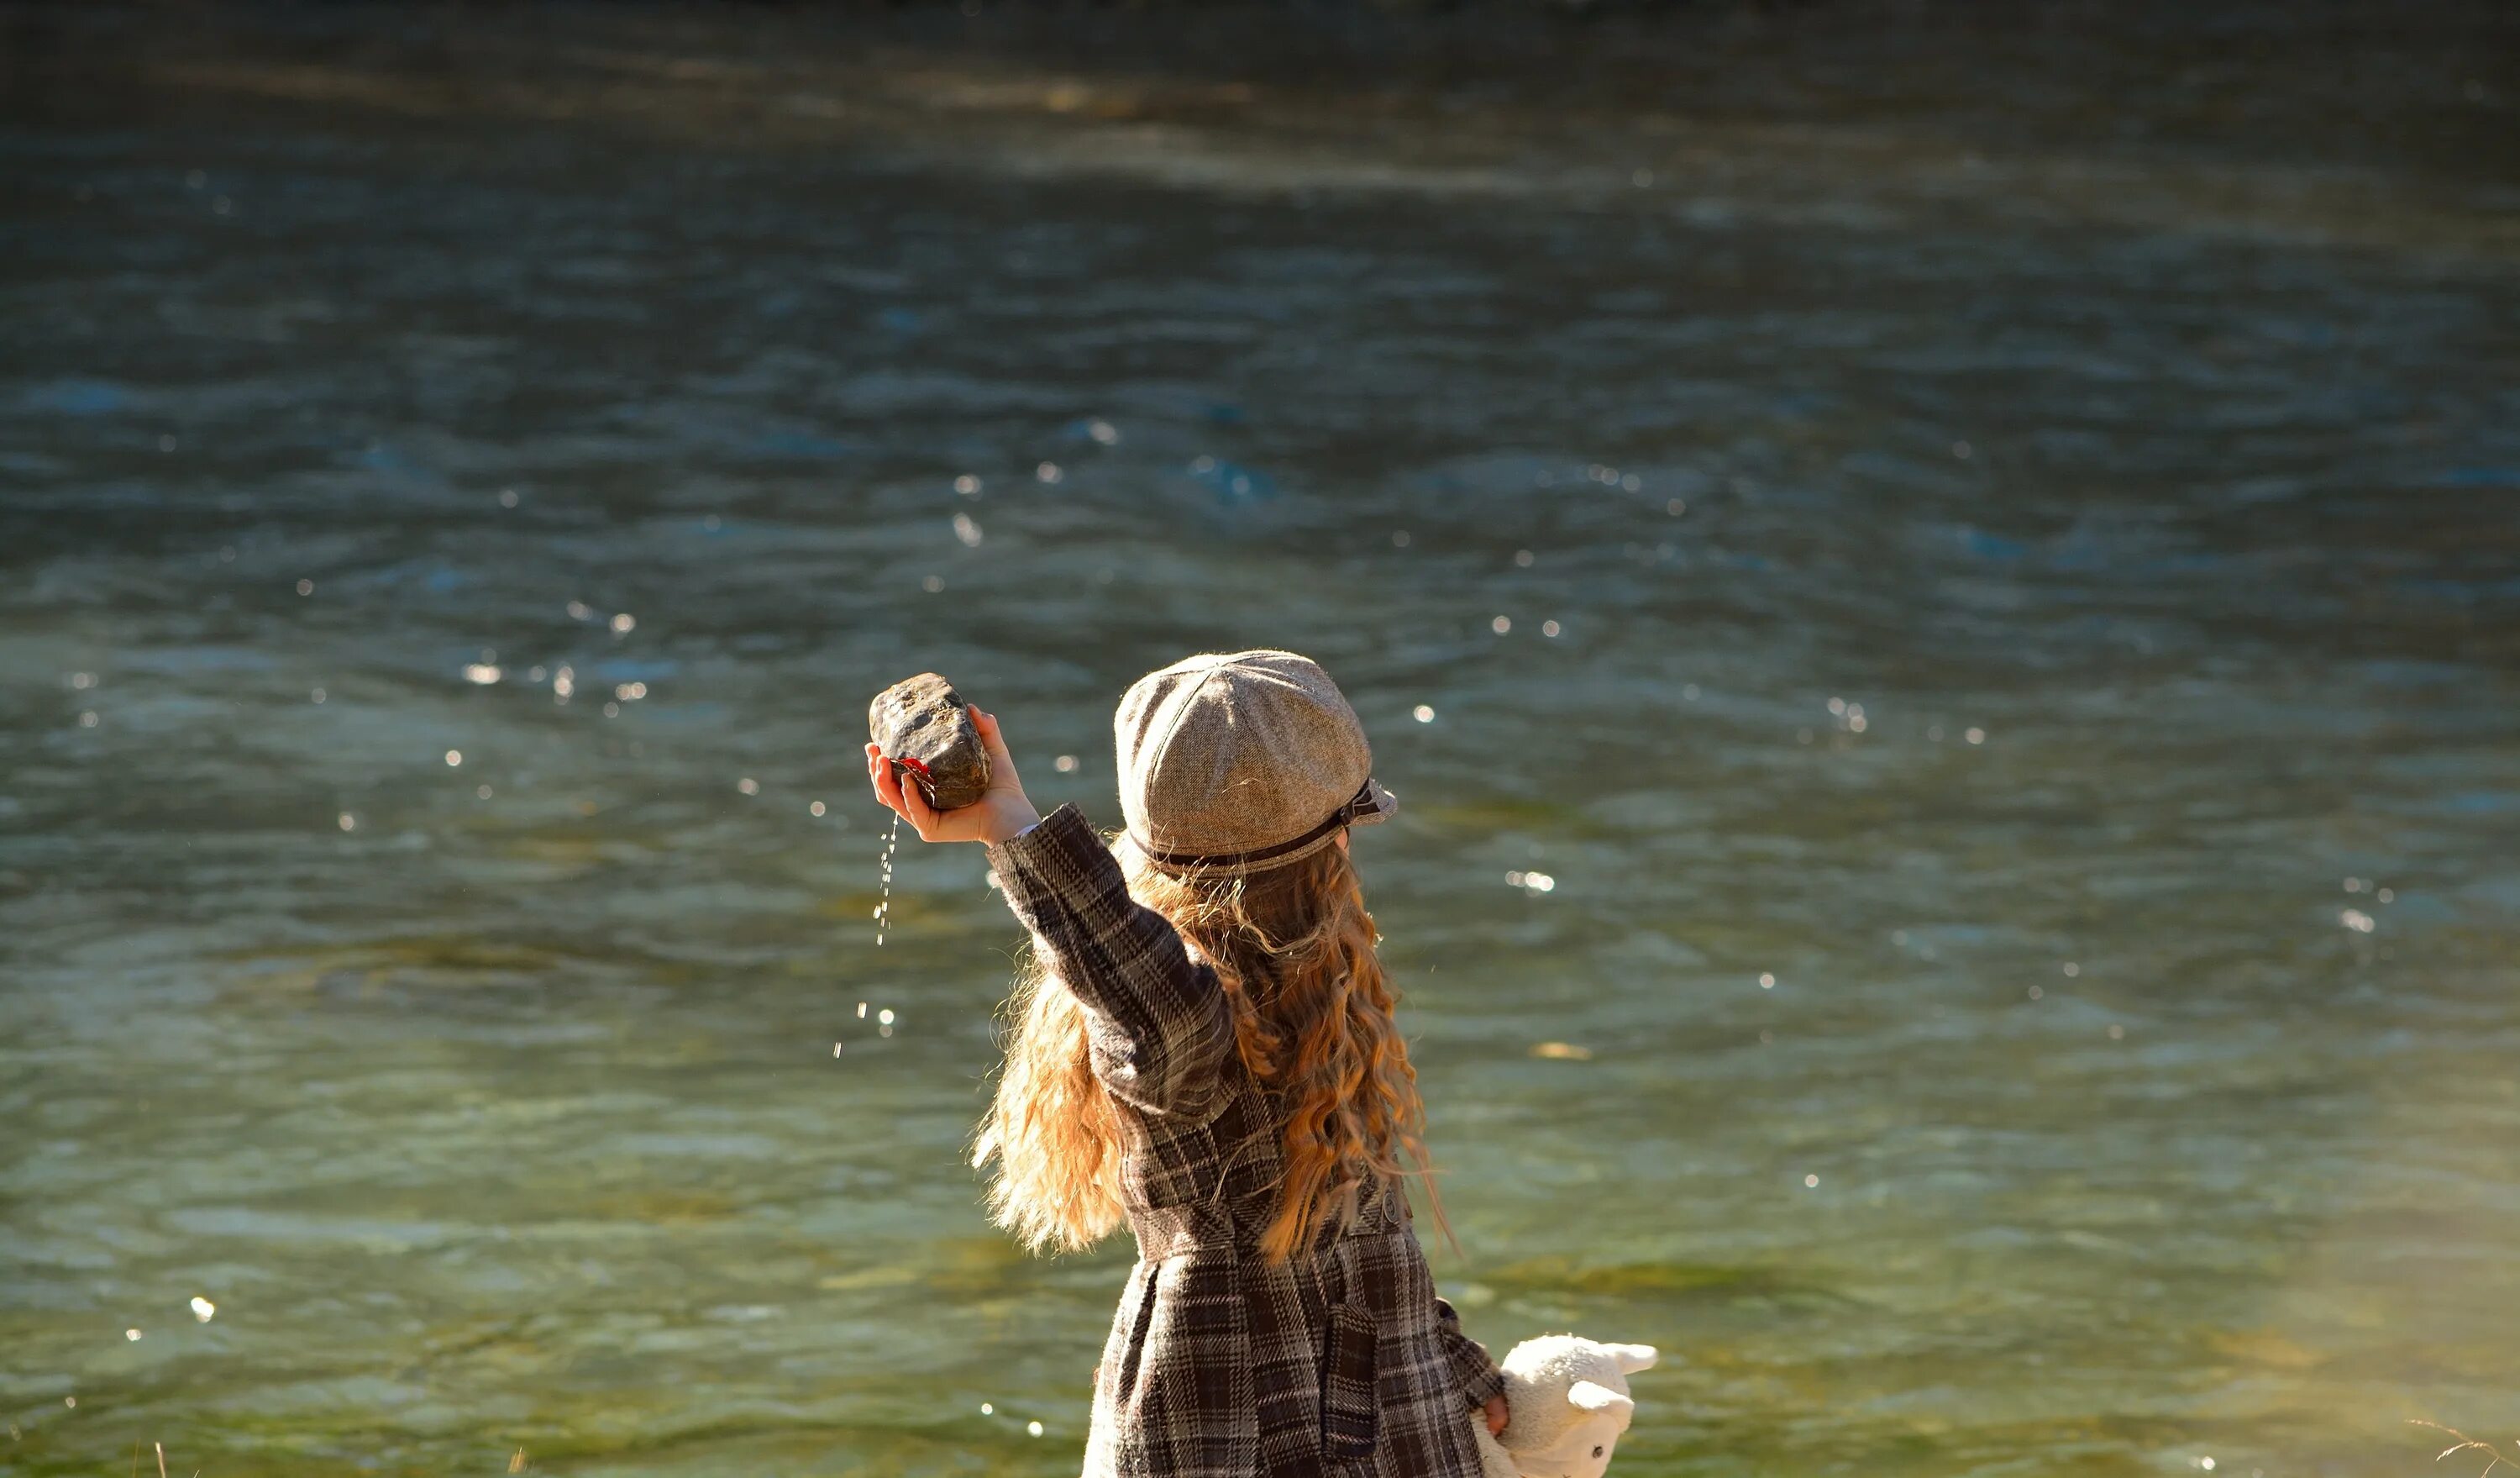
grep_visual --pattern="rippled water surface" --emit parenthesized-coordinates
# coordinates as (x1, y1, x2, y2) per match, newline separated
(5, 5, 2518, 1475)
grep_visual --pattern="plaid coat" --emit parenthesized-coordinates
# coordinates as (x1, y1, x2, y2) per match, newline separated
(987, 804, 1504, 1478)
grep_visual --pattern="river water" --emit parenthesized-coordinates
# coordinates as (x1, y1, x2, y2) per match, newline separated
(4, 5, 2517, 1475)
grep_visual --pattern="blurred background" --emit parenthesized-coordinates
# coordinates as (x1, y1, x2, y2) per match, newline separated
(3, 2, 2517, 1475)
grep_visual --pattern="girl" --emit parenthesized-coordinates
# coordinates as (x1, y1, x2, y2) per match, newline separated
(865, 650, 1508, 1478)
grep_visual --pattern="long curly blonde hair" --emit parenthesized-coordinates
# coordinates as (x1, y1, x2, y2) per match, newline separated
(971, 836, 1444, 1264)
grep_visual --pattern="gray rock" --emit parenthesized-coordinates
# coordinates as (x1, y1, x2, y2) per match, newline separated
(868, 673, 992, 811)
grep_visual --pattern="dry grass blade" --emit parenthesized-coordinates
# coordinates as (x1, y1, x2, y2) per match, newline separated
(2414, 1421, 2519, 1478)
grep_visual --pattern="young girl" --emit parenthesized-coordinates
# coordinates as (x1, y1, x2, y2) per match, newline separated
(865, 650, 1508, 1478)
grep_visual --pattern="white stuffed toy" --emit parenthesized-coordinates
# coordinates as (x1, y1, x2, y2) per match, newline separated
(1468, 1334, 1659, 1478)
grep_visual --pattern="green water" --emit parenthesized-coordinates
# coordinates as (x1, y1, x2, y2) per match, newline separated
(3, 5, 2517, 1475)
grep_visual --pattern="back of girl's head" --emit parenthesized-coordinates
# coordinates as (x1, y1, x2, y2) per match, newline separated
(977, 650, 1439, 1262)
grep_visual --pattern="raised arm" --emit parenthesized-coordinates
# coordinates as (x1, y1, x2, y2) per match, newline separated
(984, 805, 1235, 1115)
(866, 707, 1233, 1116)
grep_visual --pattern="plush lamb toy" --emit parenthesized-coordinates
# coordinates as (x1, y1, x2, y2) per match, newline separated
(1468, 1334, 1659, 1478)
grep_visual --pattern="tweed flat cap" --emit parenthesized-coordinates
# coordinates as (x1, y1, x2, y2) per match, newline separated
(1115, 650, 1395, 877)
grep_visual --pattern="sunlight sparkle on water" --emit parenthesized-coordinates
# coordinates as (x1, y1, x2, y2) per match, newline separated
(1490, 616, 1511, 634)
(1413, 705, 1436, 723)
(954, 513, 983, 547)
(610, 613, 635, 634)
(464, 664, 501, 685)
(1054, 755, 1079, 772)
(1759, 973, 1776, 989)
(191, 1297, 215, 1323)
(444, 750, 462, 766)
(955, 474, 981, 495)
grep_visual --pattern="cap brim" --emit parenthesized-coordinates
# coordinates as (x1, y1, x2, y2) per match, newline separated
(1351, 776, 1397, 826)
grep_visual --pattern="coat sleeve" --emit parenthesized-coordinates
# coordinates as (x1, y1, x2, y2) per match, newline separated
(1436, 1298, 1508, 1407)
(984, 803, 1236, 1116)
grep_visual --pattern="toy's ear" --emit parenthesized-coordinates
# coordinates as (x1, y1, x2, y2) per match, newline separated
(1604, 1343, 1659, 1374)
(1567, 1381, 1635, 1421)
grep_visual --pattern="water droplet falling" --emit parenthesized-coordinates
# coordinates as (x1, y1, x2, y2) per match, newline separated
(876, 812, 900, 945)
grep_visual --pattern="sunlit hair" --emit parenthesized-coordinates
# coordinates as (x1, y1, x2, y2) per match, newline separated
(972, 835, 1446, 1264)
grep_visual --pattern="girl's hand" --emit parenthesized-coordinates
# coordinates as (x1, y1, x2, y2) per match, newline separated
(1483, 1393, 1509, 1438)
(864, 706, 1042, 844)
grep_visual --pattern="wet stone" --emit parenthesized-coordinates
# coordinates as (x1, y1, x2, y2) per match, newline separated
(869, 673, 991, 811)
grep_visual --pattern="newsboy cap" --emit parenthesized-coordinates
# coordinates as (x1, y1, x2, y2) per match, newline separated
(1115, 650, 1395, 877)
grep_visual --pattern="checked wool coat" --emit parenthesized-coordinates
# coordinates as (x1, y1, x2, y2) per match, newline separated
(986, 804, 1504, 1478)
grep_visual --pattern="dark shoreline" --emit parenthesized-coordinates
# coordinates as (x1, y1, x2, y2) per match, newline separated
(4, 0, 2513, 190)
